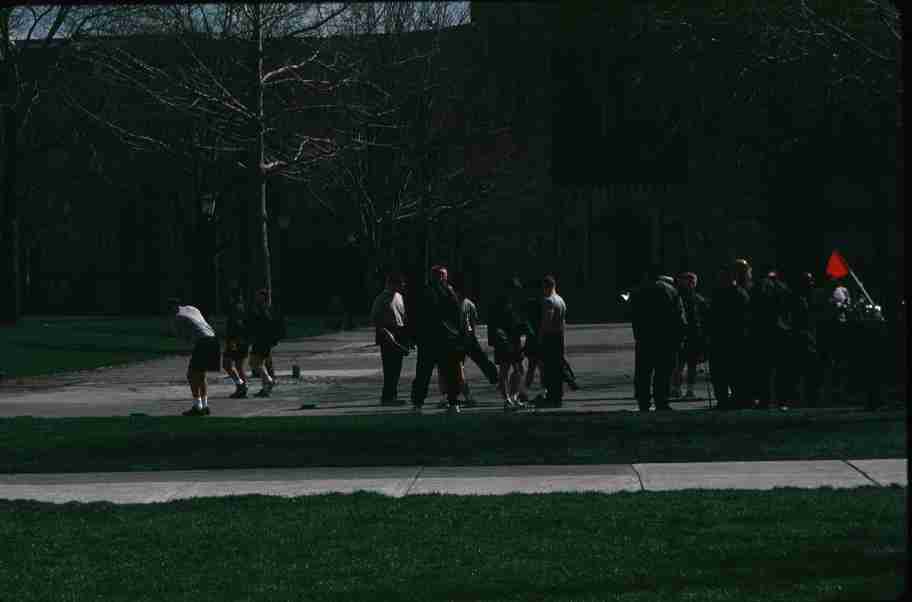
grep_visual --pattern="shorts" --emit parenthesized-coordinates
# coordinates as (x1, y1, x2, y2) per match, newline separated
(189, 337, 222, 373)
(494, 340, 522, 365)
(223, 337, 250, 361)
(250, 342, 274, 357)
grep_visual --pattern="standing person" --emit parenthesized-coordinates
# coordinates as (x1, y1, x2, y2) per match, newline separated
(786, 271, 823, 407)
(222, 287, 250, 399)
(409, 265, 465, 413)
(488, 276, 529, 410)
(671, 272, 707, 400)
(248, 288, 279, 398)
(708, 259, 754, 410)
(820, 278, 852, 404)
(168, 298, 221, 416)
(371, 272, 409, 405)
(534, 274, 569, 408)
(631, 271, 686, 412)
(751, 269, 793, 409)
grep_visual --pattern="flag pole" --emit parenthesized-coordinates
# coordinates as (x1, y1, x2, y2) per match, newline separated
(847, 268, 876, 307)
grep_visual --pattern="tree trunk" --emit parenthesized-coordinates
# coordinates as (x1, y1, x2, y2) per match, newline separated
(252, 3, 272, 302)
(1, 106, 20, 324)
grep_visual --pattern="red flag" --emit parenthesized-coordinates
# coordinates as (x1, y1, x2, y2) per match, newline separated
(825, 250, 850, 280)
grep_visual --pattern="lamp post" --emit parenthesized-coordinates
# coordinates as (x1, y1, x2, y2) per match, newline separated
(200, 195, 217, 316)
(278, 214, 291, 308)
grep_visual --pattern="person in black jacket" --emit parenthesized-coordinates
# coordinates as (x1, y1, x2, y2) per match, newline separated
(632, 270, 687, 412)
(785, 271, 823, 407)
(671, 272, 707, 400)
(707, 259, 753, 410)
(409, 266, 466, 413)
(488, 276, 530, 410)
(248, 288, 280, 398)
(222, 287, 250, 399)
(751, 269, 793, 409)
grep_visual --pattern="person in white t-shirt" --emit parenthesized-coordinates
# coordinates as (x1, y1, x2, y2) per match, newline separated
(534, 275, 567, 408)
(168, 298, 221, 416)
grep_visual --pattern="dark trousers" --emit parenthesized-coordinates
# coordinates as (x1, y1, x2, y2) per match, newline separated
(464, 334, 498, 384)
(562, 355, 577, 385)
(784, 347, 822, 407)
(710, 346, 751, 409)
(635, 341, 675, 410)
(410, 343, 461, 405)
(755, 341, 787, 407)
(380, 342, 405, 402)
(541, 333, 565, 403)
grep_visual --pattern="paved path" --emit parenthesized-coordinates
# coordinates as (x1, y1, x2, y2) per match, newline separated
(0, 459, 905, 504)
(0, 324, 683, 417)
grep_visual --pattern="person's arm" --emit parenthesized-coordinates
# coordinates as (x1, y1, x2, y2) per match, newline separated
(539, 300, 552, 344)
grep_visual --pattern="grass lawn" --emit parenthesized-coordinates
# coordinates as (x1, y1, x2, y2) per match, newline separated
(0, 315, 334, 379)
(0, 409, 904, 473)
(0, 487, 904, 601)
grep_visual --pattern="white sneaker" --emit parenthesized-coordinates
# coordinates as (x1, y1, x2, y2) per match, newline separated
(446, 404, 461, 414)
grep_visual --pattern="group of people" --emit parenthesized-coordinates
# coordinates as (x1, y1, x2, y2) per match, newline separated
(630, 258, 886, 412)
(169, 287, 285, 416)
(371, 266, 574, 413)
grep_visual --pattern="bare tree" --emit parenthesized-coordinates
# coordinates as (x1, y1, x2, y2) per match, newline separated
(66, 3, 361, 302)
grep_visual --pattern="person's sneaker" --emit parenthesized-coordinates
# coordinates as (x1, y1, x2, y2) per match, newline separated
(229, 384, 248, 399)
(446, 404, 461, 414)
(182, 406, 205, 416)
(254, 389, 271, 398)
(202, 407, 211, 416)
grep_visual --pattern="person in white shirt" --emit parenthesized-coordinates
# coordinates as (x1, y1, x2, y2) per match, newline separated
(370, 272, 408, 404)
(534, 275, 567, 408)
(168, 298, 221, 416)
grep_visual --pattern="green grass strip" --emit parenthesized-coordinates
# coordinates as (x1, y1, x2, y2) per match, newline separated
(0, 409, 904, 473)
(0, 487, 905, 601)
(0, 315, 333, 378)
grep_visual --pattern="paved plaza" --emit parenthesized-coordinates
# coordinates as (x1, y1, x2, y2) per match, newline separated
(0, 323, 709, 417)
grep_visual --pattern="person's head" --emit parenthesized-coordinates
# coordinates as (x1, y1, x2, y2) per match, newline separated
(543, 274, 556, 295)
(733, 258, 752, 287)
(430, 265, 448, 283)
(386, 272, 405, 293)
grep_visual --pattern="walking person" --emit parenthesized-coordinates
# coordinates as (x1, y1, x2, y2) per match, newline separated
(453, 278, 498, 406)
(222, 287, 250, 399)
(707, 259, 754, 410)
(533, 275, 568, 408)
(409, 265, 466, 413)
(631, 271, 686, 412)
(371, 272, 409, 405)
(525, 285, 579, 392)
(488, 276, 530, 410)
(168, 298, 221, 416)
(248, 288, 279, 398)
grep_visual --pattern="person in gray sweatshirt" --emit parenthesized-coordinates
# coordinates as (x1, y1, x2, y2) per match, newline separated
(168, 298, 221, 416)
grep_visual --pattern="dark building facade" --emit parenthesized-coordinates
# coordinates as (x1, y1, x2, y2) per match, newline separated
(7, 2, 902, 319)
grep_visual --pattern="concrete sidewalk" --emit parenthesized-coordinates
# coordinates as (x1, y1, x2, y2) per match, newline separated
(0, 459, 905, 504)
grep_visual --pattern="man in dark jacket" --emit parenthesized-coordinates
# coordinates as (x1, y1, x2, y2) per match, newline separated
(632, 270, 687, 412)
(409, 265, 466, 413)
(785, 271, 823, 407)
(751, 269, 793, 409)
(222, 287, 250, 399)
(708, 259, 753, 410)
(248, 288, 280, 398)
(671, 272, 707, 400)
